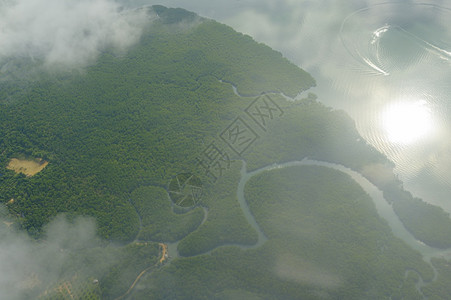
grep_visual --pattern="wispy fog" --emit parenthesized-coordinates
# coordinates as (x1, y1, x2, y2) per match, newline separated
(131, 0, 451, 213)
(0, 0, 149, 68)
(0, 210, 101, 299)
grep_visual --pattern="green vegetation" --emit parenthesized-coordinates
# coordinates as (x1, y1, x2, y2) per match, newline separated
(22, 236, 160, 300)
(242, 94, 451, 248)
(384, 182, 451, 249)
(130, 165, 433, 299)
(213, 289, 263, 300)
(150, 5, 315, 98)
(96, 242, 160, 299)
(168, 173, 203, 207)
(1, 4, 451, 299)
(131, 185, 204, 242)
(39, 277, 101, 300)
(391, 271, 423, 300)
(422, 258, 451, 299)
(59, 240, 160, 299)
(1, 2, 448, 250)
(245, 166, 433, 297)
(177, 163, 258, 256)
(244, 97, 387, 172)
(0, 6, 314, 242)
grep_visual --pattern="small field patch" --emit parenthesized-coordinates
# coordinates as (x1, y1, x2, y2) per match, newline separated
(7, 158, 49, 177)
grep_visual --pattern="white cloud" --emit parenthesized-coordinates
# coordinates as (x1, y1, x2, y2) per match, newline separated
(0, 0, 149, 67)
(0, 214, 99, 299)
(275, 253, 342, 290)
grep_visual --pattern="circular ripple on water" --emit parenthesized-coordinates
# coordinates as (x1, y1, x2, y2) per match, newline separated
(340, 2, 451, 76)
(337, 3, 451, 206)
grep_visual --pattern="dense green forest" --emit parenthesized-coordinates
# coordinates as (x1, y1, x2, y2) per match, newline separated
(0, 5, 315, 242)
(131, 166, 434, 299)
(131, 185, 204, 242)
(177, 163, 258, 256)
(42, 240, 160, 300)
(241, 93, 451, 248)
(1, 5, 451, 299)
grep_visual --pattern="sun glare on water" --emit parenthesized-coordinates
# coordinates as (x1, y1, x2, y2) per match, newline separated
(381, 99, 434, 145)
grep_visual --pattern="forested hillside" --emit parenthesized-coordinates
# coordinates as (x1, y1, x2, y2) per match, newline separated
(1, 5, 451, 299)
(0, 5, 315, 241)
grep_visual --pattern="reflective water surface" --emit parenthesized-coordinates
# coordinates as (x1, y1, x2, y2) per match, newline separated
(339, 2, 451, 213)
(125, 0, 451, 215)
(239, 158, 451, 262)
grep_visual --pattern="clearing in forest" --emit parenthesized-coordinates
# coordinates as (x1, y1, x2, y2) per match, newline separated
(7, 158, 49, 177)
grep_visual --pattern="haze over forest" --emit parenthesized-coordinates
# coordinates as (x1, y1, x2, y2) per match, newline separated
(1, 1, 451, 299)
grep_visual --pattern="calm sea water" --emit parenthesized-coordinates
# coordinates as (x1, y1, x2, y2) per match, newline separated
(125, 0, 451, 213)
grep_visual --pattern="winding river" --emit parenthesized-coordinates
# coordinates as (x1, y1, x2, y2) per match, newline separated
(168, 157, 451, 266)
(219, 78, 451, 262)
(235, 157, 451, 296)
(167, 80, 451, 265)
(237, 158, 451, 263)
(160, 79, 451, 298)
